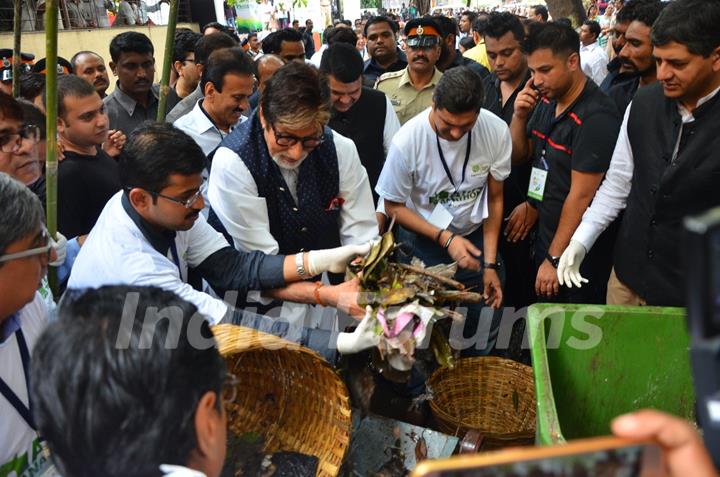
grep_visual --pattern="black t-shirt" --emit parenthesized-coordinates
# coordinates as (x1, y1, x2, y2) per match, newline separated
(526, 79, 621, 256)
(608, 76, 639, 115)
(58, 148, 121, 237)
(483, 71, 533, 215)
(362, 49, 408, 88)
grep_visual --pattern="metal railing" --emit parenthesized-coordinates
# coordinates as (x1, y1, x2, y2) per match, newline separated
(0, 0, 192, 32)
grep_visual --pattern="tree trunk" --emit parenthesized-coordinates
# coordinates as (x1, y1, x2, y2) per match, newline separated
(12, 0, 21, 97)
(415, 0, 430, 16)
(45, 0, 59, 295)
(545, 0, 586, 26)
(156, 0, 179, 122)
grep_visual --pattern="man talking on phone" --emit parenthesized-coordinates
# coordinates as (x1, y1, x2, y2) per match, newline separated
(509, 22, 621, 303)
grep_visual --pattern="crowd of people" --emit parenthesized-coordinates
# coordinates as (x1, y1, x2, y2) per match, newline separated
(1, 0, 720, 474)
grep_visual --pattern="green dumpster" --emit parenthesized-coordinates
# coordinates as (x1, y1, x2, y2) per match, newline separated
(527, 304, 695, 445)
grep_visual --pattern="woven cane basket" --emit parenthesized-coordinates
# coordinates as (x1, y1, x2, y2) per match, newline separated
(212, 324, 352, 477)
(427, 357, 536, 450)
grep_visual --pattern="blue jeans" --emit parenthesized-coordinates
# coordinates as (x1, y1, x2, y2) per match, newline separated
(395, 225, 505, 357)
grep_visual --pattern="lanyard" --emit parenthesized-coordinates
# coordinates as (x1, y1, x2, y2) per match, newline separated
(535, 113, 567, 171)
(169, 241, 184, 282)
(0, 326, 36, 430)
(435, 131, 472, 192)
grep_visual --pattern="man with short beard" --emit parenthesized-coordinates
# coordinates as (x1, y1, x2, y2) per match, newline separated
(510, 22, 621, 303)
(607, 0, 666, 113)
(599, 0, 652, 93)
(375, 17, 444, 125)
(208, 63, 377, 300)
(558, 0, 720, 307)
(434, 15, 489, 79)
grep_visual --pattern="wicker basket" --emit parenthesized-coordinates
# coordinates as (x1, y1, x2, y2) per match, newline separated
(212, 324, 352, 477)
(427, 357, 536, 450)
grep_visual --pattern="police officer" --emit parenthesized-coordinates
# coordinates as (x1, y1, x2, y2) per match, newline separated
(375, 17, 444, 125)
(0, 49, 34, 95)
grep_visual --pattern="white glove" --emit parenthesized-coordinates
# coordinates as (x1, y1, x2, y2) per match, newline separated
(307, 239, 377, 275)
(557, 239, 589, 288)
(49, 231, 67, 267)
(336, 306, 380, 354)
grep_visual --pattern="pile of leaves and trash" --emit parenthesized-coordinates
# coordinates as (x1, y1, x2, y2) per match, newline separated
(348, 227, 486, 373)
(222, 431, 318, 477)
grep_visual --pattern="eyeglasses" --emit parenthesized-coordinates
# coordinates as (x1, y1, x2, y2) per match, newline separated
(154, 189, 203, 209)
(271, 123, 325, 149)
(0, 125, 41, 153)
(222, 372, 238, 404)
(0, 227, 53, 263)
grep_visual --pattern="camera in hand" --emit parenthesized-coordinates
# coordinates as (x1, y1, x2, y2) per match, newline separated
(684, 207, 720, 468)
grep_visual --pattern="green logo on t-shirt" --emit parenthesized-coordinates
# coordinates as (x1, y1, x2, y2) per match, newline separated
(0, 438, 48, 477)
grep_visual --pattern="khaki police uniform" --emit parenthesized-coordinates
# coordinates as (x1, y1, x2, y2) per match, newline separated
(375, 67, 443, 126)
(374, 19, 444, 126)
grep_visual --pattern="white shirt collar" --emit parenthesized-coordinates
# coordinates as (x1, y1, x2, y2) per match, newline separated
(677, 84, 720, 122)
(189, 99, 221, 135)
(580, 41, 599, 52)
(159, 464, 207, 477)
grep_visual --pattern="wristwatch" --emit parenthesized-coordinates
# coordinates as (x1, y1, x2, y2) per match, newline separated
(295, 252, 310, 279)
(483, 261, 500, 270)
(546, 253, 561, 269)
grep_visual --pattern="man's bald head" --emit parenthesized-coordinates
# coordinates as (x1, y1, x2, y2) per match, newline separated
(254, 54, 286, 91)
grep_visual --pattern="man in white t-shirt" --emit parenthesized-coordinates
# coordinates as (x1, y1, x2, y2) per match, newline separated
(0, 173, 53, 476)
(376, 66, 511, 355)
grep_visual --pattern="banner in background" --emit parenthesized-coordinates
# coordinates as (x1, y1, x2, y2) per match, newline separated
(235, 0, 265, 32)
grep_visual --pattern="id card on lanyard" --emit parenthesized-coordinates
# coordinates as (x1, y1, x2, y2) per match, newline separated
(431, 131, 472, 227)
(0, 318, 37, 431)
(528, 115, 562, 202)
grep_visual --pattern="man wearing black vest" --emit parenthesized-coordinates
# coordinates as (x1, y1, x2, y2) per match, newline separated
(208, 62, 378, 319)
(557, 0, 720, 307)
(320, 42, 401, 208)
(510, 22, 621, 303)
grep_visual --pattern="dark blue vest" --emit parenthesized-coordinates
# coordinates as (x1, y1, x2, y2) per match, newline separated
(221, 112, 342, 255)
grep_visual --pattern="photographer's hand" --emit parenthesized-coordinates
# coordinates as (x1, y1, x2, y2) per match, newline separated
(612, 409, 717, 477)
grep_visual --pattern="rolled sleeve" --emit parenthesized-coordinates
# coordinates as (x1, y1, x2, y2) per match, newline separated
(375, 143, 413, 204)
(195, 247, 286, 298)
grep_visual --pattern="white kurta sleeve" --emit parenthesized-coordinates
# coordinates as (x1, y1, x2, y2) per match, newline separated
(572, 103, 634, 251)
(334, 132, 379, 245)
(208, 146, 281, 255)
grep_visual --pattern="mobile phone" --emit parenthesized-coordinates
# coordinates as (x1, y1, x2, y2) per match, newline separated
(411, 436, 665, 477)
